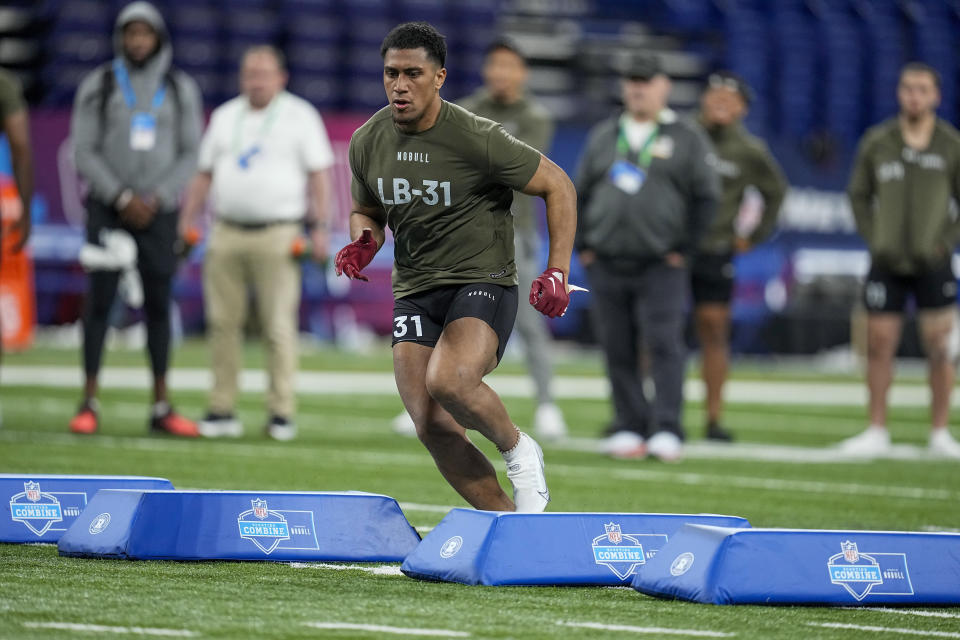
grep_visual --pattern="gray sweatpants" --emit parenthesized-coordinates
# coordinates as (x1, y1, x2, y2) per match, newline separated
(513, 229, 555, 405)
(586, 260, 688, 439)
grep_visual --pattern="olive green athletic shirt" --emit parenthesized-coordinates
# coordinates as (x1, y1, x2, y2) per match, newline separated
(848, 118, 960, 274)
(349, 100, 543, 298)
(700, 121, 787, 254)
(457, 89, 554, 234)
(0, 68, 26, 121)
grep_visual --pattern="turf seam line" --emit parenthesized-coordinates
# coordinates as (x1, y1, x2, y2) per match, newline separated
(558, 621, 735, 637)
(809, 622, 960, 638)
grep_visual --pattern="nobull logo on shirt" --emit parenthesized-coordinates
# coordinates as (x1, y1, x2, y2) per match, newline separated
(237, 498, 320, 555)
(827, 540, 914, 601)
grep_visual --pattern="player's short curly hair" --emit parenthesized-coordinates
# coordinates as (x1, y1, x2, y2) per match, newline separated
(380, 22, 447, 68)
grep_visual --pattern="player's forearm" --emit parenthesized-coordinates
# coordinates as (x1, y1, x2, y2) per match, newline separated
(349, 211, 385, 249)
(542, 177, 577, 276)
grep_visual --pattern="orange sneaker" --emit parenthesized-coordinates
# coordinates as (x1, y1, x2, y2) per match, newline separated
(69, 401, 99, 435)
(150, 407, 199, 438)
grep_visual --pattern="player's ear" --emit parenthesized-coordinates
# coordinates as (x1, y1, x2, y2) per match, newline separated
(435, 67, 447, 91)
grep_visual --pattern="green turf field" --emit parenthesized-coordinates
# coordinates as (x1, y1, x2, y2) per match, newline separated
(1, 341, 959, 639)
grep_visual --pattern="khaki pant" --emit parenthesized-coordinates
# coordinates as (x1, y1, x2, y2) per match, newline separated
(204, 220, 301, 419)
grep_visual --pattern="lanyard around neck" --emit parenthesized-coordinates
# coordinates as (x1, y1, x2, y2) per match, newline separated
(113, 58, 166, 112)
(616, 122, 659, 169)
(232, 94, 283, 155)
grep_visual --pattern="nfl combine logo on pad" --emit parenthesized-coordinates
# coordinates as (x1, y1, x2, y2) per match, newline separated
(9, 482, 63, 537)
(238, 498, 290, 555)
(592, 523, 649, 581)
(827, 540, 914, 601)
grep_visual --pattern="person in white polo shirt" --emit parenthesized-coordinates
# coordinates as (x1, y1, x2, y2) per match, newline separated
(179, 45, 334, 441)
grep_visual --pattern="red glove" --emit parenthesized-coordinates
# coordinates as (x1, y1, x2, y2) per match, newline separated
(529, 268, 570, 318)
(334, 229, 378, 281)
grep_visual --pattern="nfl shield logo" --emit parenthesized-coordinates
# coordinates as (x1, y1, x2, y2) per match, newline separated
(25, 482, 41, 503)
(842, 540, 859, 563)
(252, 499, 268, 520)
(605, 522, 622, 544)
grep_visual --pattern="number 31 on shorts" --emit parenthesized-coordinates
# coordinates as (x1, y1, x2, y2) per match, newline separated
(394, 315, 423, 338)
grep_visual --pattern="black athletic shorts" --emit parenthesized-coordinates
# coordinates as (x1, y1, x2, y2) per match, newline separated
(392, 283, 519, 362)
(691, 252, 735, 305)
(863, 262, 958, 312)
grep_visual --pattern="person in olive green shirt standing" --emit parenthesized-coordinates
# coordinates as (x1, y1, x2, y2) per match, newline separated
(694, 71, 787, 442)
(843, 62, 960, 459)
(334, 23, 579, 511)
(391, 37, 568, 440)
(0, 67, 34, 427)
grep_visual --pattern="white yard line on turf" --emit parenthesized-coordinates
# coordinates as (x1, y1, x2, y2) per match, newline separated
(22, 622, 197, 637)
(559, 621, 734, 637)
(4, 365, 954, 406)
(289, 563, 403, 576)
(12, 397, 941, 465)
(304, 622, 468, 637)
(809, 622, 960, 638)
(2, 428, 955, 503)
(849, 608, 960, 619)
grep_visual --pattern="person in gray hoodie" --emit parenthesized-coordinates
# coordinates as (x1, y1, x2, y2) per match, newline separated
(575, 53, 719, 462)
(69, 1, 203, 437)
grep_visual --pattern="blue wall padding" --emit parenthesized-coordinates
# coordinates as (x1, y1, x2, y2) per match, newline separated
(57, 490, 421, 561)
(2, 474, 173, 543)
(401, 510, 751, 586)
(633, 524, 960, 605)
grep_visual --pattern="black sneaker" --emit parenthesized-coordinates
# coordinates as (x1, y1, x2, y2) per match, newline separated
(265, 415, 297, 441)
(706, 421, 734, 442)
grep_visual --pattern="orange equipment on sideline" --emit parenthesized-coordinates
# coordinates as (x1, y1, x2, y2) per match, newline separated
(0, 175, 35, 351)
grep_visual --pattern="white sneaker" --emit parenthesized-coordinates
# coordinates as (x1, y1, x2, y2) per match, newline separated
(601, 431, 646, 459)
(198, 413, 243, 438)
(837, 426, 891, 457)
(930, 428, 960, 459)
(502, 431, 550, 512)
(534, 403, 568, 440)
(392, 410, 417, 437)
(266, 417, 297, 442)
(647, 431, 683, 463)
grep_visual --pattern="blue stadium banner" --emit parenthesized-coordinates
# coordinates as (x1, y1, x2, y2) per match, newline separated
(1, 474, 173, 543)
(632, 524, 960, 605)
(401, 510, 750, 586)
(57, 490, 421, 562)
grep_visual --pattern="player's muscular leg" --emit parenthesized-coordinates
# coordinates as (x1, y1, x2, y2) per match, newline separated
(918, 307, 955, 428)
(425, 317, 520, 452)
(393, 341, 514, 510)
(866, 313, 903, 426)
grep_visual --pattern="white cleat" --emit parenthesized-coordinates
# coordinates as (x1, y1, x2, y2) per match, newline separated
(837, 426, 891, 457)
(392, 410, 417, 437)
(534, 402, 568, 440)
(646, 431, 683, 463)
(929, 428, 960, 459)
(502, 431, 550, 512)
